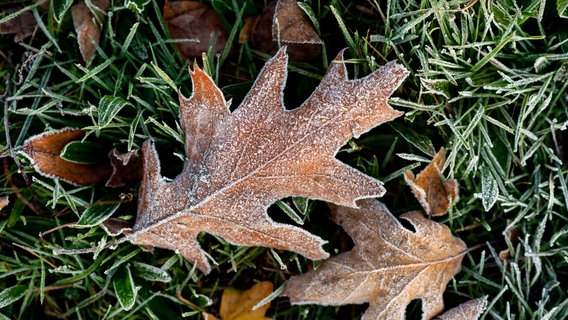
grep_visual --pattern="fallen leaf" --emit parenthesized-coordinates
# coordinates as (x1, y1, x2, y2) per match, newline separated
(106, 149, 143, 187)
(244, 0, 322, 61)
(498, 220, 522, 261)
(72, 0, 110, 61)
(273, 0, 322, 45)
(163, 0, 228, 60)
(203, 281, 273, 320)
(404, 147, 459, 216)
(19, 129, 112, 186)
(0, 6, 37, 42)
(434, 296, 488, 320)
(106, 47, 407, 274)
(101, 217, 134, 236)
(0, 196, 9, 210)
(282, 199, 467, 320)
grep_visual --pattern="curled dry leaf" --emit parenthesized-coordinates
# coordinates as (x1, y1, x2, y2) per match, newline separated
(19, 129, 112, 186)
(203, 281, 273, 320)
(106, 149, 143, 187)
(163, 0, 228, 60)
(243, 0, 322, 61)
(282, 199, 467, 320)
(99, 47, 407, 274)
(0, 6, 37, 42)
(404, 147, 459, 216)
(434, 296, 488, 320)
(72, 0, 110, 61)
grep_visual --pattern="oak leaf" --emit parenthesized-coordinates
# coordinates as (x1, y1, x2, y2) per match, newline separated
(434, 296, 488, 320)
(19, 129, 112, 186)
(109, 47, 408, 274)
(282, 199, 467, 320)
(404, 147, 458, 216)
(203, 281, 273, 320)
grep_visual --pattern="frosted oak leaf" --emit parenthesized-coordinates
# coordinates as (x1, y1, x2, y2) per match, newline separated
(105, 48, 408, 274)
(283, 199, 467, 320)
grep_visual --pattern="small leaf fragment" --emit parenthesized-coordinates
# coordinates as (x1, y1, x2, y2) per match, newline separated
(273, 0, 322, 45)
(100, 217, 134, 236)
(163, 0, 229, 60)
(404, 147, 459, 216)
(0, 6, 37, 42)
(106, 149, 143, 187)
(242, 0, 322, 61)
(214, 282, 273, 320)
(283, 199, 467, 320)
(19, 129, 112, 186)
(72, 0, 110, 61)
(434, 296, 488, 320)
(0, 196, 9, 211)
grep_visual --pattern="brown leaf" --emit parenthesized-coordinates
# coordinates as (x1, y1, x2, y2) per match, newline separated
(163, 0, 229, 60)
(273, 0, 322, 45)
(434, 296, 488, 320)
(404, 147, 459, 216)
(282, 199, 467, 320)
(245, 0, 322, 61)
(100, 217, 134, 236)
(72, 0, 110, 61)
(106, 149, 143, 187)
(112, 48, 408, 274)
(19, 129, 112, 186)
(203, 281, 273, 320)
(0, 196, 9, 210)
(498, 220, 522, 261)
(0, 7, 37, 42)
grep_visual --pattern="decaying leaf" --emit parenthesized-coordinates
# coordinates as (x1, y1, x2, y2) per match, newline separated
(273, 0, 322, 45)
(105, 47, 407, 274)
(434, 296, 488, 320)
(498, 220, 522, 261)
(404, 147, 458, 216)
(243, 0, 322, 61)
(203, 281, 273, 320)
(0, 6, 37, 42)
(282, 199, 467, 320)
(163, 0, 228, 60)
(106, 149, 143, 187)
(101, 217, 134, 236)
(19, 129, 112, 186)
(72, 0, 110, 61)
(0, 196, 9, 210)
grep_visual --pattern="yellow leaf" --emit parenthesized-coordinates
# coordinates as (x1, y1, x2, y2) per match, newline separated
(219, 281, 273, 320)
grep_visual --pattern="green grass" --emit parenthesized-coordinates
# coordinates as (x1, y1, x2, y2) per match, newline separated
(1, 0, 567, 319)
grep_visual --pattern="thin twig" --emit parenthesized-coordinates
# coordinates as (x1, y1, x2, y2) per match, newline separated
(12, 242, 58, 269)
